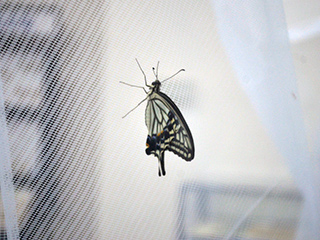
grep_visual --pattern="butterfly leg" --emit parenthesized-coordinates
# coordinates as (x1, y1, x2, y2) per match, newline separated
(119, 81, 148, 94)
(122, 94, 150, 118)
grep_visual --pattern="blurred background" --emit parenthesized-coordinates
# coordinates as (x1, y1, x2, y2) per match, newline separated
(0, 0, 319, 239)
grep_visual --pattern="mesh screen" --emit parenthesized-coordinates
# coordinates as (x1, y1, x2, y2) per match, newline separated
(0, 1, 319, 239)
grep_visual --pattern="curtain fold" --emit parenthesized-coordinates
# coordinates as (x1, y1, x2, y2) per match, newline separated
(212, 1, 320, 239)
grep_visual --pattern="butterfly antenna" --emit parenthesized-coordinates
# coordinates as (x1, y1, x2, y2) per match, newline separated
(122, 94, 149, 118)
(156, 61, 160, 80)
(135, 58, 150, 87)
(152, 61, 160, 80)
(152, 67, 157, 78)
(161, 69, 185, 83)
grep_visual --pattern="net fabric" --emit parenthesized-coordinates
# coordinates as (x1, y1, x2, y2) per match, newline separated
(0, 1, 319, 240)
(0, 1, 107, 239)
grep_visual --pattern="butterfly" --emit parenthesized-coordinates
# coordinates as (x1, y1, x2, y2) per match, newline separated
(120, 59, 194, 176)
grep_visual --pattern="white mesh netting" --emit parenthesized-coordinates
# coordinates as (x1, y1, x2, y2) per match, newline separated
(0, 1, 319, 239)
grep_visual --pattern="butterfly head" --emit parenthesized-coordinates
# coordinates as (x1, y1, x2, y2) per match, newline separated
(151, 80, 161, 92)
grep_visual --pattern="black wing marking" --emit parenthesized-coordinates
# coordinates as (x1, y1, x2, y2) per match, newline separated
(145, 92, 194, 176)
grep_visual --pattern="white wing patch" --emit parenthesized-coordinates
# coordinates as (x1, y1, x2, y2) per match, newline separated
(145, 99, 170, 136)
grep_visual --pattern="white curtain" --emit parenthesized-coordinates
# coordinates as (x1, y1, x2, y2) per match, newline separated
(212, 1, 320, 238)
(0, 1, 319, 239)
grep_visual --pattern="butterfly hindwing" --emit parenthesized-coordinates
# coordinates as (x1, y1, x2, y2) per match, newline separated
(145, 92, 194, 176)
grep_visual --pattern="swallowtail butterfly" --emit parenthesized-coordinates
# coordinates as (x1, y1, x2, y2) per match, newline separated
(120, 59, 194, 176)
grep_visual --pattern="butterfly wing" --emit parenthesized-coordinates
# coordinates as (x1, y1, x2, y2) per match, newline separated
(145, 92, 194, 176)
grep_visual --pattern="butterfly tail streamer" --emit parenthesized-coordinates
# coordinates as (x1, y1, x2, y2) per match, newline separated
(158, 152, 166, 177)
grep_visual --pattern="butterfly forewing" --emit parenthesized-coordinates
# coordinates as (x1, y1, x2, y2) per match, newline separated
(145, 98, 170, 136)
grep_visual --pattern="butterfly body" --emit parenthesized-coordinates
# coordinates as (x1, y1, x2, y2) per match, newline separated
(121, 60, 194, 176)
